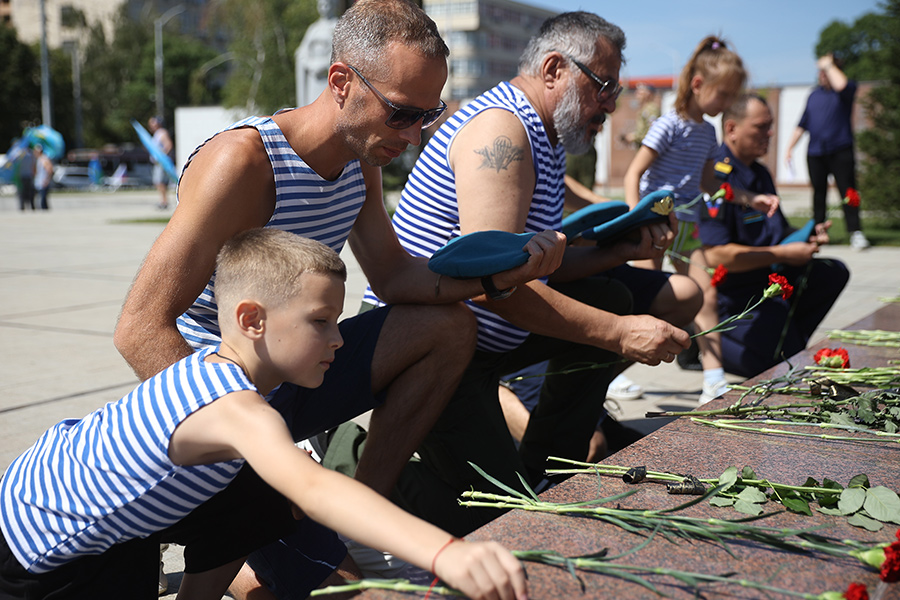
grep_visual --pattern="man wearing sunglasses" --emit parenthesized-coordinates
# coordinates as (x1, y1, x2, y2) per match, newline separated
(114, 0, 565, 597)
(360, 11, 694, 536)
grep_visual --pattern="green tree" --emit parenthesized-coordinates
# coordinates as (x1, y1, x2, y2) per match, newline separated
(210, 0, 318, 114)
(78, 5, 219, 148)
(0, 27, 41, 150)
(856, 0, 900, 224)
(816, 12, 891, 81)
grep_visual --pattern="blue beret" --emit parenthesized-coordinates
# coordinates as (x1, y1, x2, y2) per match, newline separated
(581, 190, 674, 242)
(780, 218, 815, 244)
(560, 201, 629, 240)
(428, 230, 537, 278)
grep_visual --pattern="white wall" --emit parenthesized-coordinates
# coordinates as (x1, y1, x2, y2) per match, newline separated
(777, 85, 813, 186)
(174, 106, 250, 175)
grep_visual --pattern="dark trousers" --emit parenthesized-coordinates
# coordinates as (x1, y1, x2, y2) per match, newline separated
(719, 258, 850, 379)
(17, 179, 34, 211)
(806, 146, 861, 231)
(328, 276, 633, 537)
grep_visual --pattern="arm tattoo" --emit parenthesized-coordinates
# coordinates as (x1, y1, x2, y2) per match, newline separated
(474, 136, 524, 172)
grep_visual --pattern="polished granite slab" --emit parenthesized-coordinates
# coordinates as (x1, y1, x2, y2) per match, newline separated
(359, 304, 900, 599)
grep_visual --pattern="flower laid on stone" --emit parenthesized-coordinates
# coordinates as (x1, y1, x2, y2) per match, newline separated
(460, 463, 880, 557)
(844, 188, 861, 207)
(828, 329, 900, 348)
(816, 347, 851, 369)
(834, 582, 869, 600)
(692, 272, 794, 338)
(851, 529, 900, 582)
(546, 458, 900, 531)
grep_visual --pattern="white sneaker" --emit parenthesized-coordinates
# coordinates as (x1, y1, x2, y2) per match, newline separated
(699, 379, 730, 405)
(850, 230, 870, 251)
(606, 373, 644, 402)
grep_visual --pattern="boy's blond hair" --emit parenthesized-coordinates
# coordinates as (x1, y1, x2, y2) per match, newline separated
(215, 229, 346, 315)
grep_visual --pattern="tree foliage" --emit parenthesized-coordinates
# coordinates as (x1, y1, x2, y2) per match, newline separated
(78, 5, 219, 148)
(855, 0, 900, 224)
(816, 12, 892, 81)
(0, 26, 41, 150)
(209, 0, 318, 114)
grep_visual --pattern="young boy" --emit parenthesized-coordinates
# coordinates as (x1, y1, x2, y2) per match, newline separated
(0, 229, 527, 600)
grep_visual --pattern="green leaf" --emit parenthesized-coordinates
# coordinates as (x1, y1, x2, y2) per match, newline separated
(817, 479, 843, 507)
(848, 511, 884, 532)
(817, 506, 844, 516)
(848, 474, 871, 489)
(781, 497, 812, 515)
(828, 412, 857, 426)
(839, 487, 867, 515)
(736, 487, 768, 503)
(885, 420, 899, 434)
(863, 486, 900, 523)
(709, 496, 735, 507)
(733, 499, 765, 516)
(718, 466, 739, 491)
(740, 466, 757, 480)
(856, 406, 877, 424)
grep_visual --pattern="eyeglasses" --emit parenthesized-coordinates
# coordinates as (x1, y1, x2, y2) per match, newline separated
(347, 65, 447, 130)
(566, 55, 623, 103)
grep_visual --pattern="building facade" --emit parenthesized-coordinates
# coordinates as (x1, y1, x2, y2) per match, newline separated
(425, 0, 555, 102)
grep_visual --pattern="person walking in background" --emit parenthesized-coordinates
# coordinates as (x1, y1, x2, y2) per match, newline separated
(786, 53, 869, 251)
(147, 116, 174, 210)
(15, 146, 36, 211)
(33, 144, 53, 211)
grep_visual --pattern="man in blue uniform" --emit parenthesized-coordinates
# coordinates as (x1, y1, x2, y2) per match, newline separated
(694, 93, 849, 378)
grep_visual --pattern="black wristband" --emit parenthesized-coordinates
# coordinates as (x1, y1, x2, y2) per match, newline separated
(480, 275, 516, 300)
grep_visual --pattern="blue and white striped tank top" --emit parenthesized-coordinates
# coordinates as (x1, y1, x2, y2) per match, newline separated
(0, 347, 254, 573)
(362, 82, 566, 352)
(177, 111, 367, 349)
(639, 109, 719, 222)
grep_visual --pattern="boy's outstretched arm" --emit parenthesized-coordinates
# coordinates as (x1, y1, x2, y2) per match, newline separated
(170, 391, 528, 600)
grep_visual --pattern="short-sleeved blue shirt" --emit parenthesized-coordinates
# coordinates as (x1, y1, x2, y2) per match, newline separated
(797, 80, 856, 156)
(697, 143, 793, 290)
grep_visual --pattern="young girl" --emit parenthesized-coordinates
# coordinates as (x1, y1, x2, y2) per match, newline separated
(623, 36, 776, 404)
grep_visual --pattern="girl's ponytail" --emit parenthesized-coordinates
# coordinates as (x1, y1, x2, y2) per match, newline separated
(674, 35, 746, 117)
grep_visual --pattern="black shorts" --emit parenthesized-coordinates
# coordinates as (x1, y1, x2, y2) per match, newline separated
(0, 527, 159, 600)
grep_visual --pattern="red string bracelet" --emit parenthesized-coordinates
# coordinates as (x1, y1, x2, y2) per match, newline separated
(431, 536, 459, 575)
(425, 537, 459, 600)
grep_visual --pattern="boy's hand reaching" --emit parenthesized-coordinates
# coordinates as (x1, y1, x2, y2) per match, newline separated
(434, 539, 528, 600)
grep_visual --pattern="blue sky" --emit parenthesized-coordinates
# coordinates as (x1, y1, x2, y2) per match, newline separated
(520, 0, 883, 86)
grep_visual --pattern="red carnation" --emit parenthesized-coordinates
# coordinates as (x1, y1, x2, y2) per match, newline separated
(882, 539, 900, 582)
(814, 348, 850, 369)
(844, 582, 869, 600)
(720, 182, 734, 201)
(844, 188, 861, 208)
(710, 264, 728, 287)
(766, 273, 794, 300)
(843, 582, 869, 600)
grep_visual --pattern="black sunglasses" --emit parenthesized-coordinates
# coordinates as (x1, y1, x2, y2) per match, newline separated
(566, 55, 623, 103)
(347, 65, 447, 130)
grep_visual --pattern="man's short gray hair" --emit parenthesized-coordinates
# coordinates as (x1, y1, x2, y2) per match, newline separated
(519, 12, 626, 76)
(331, 0, 449, 79)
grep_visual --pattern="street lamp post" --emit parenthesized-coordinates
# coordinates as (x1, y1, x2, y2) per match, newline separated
(154, 4, 186, 119)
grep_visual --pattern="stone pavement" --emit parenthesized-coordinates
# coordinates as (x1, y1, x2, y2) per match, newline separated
(1, 187, 897, 598)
